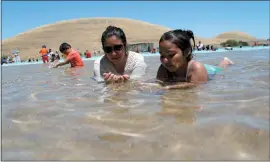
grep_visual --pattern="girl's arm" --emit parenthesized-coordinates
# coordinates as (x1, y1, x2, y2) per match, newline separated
(156, 65, 168, 83)
(163, 82, 196, 90)
(163, 62, 208, 90)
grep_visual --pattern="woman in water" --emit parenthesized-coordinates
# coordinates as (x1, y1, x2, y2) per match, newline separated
(93, 25, 147, 83)
(156, 29, 233, 90)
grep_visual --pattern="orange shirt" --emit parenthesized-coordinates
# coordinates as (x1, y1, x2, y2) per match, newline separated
(66, 50, 84, 67)
(39, 48, 48, 56)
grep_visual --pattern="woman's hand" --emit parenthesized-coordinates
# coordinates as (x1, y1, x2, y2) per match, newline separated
(103, 72, 130, 83)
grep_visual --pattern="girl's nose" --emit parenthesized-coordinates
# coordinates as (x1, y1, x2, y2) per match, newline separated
(162, 57, 169, 63)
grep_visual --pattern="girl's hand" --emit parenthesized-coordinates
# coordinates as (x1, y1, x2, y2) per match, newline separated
(162, 86, 170, 90)
(161, 83, 196, 90)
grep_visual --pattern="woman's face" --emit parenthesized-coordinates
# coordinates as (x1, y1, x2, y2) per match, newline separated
(103, 35, 126, 65)
(159, 40, 186, 72)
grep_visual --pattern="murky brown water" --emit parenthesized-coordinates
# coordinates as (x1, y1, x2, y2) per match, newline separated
(2, 49, 269, 160)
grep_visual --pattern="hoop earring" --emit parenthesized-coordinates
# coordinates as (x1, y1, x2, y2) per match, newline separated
(124, 47, 128, 55)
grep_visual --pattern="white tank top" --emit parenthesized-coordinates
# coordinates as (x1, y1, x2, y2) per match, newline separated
(93, 51, 147, 82)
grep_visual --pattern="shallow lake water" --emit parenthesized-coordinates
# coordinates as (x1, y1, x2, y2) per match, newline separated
(2, 49, 269, 160)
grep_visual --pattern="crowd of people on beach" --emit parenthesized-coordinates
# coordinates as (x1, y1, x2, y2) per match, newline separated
(39, 45, 95, 64)
(1, 46, 96, 65)
(195, 41, 218, 51)
(134, 42, 219, 54)
(39, 46, 61, 63)
(1, 51, 21, 65)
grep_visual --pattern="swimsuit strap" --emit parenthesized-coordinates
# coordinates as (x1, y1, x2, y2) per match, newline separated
(186, 60, 196, 81)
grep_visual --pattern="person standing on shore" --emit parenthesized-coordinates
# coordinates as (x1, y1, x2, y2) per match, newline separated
(39, 45, 49, 63)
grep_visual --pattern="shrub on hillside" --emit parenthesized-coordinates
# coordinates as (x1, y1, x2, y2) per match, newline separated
(220, 39, 249, 47)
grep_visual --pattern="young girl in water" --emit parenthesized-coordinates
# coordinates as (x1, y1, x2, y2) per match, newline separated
(156, 29, 233, 90)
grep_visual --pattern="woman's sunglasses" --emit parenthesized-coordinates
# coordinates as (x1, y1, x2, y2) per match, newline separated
(103, 44, 123, 54)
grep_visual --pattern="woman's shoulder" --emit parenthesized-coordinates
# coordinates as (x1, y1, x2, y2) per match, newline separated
(128, 51, 145, 61)
(124, 51, 146, 72)
(94, 55, 106, 65)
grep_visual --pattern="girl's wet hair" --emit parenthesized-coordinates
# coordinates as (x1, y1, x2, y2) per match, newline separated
(59, 42, 71, 53)
(101, 25, 128, 53)
(159, 29, 195, 61)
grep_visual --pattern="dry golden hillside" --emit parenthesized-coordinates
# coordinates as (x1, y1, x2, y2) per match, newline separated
(215, 31, 257, 41)
(2, 18, 172, 60)
(2, 18, 259, 60)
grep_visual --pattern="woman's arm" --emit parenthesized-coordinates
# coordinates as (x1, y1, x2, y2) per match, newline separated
(93, 60, 105, 82)
(163, 62, 208, 90)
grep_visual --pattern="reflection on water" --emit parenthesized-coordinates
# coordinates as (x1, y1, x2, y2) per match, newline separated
(2, 49, 270, 160)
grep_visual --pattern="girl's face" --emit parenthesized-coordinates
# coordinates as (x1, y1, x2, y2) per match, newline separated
(103, 35, 126, 65)
(159, 40, 186, 72)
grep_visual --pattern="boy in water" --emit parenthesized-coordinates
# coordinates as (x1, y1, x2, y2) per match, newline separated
(54, 43, 84, 68)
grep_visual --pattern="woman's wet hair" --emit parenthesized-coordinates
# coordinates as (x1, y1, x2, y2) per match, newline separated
(59, 42, 71, 53)
(159, 29, 195, 61)
(101, 25, 128, 54)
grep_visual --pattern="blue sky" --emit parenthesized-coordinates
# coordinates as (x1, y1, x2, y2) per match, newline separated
(2, 1, 269, 40)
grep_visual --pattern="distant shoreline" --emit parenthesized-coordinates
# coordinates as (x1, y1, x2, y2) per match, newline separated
(2, 46, 269, 67)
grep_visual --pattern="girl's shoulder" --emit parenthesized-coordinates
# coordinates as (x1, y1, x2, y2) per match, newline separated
(189, 60, 205, 72)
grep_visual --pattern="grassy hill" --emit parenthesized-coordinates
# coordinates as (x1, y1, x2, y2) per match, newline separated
(2, 18, 260, 60)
